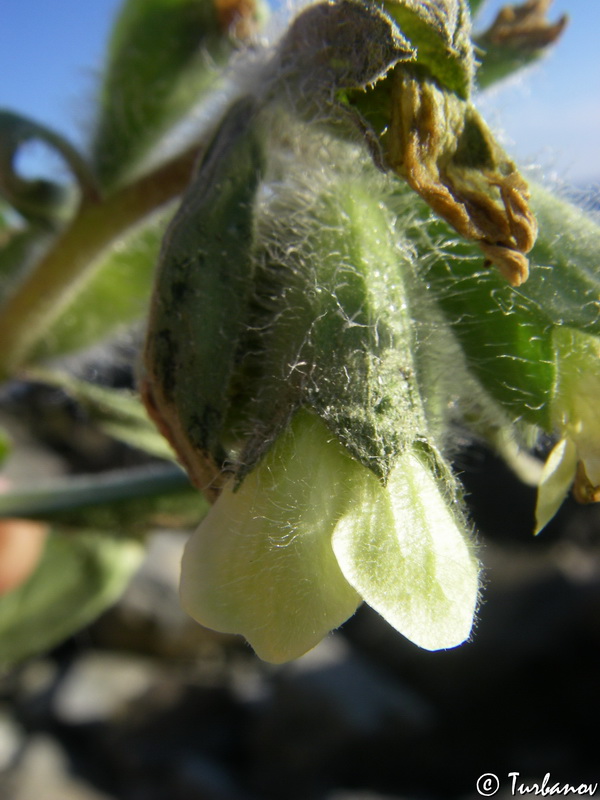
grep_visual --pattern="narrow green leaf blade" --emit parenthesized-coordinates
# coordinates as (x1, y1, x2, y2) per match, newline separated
(30, 210, 169, 361)
(29, 371, 176, 461)
(91, 0, 262, 188)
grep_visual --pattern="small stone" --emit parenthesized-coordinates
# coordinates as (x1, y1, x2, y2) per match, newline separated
(0, 712, 24, 771)
(52, 651, 159, 724)
(8, 734, 115, 800)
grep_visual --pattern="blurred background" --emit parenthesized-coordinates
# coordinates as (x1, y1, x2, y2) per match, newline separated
(1, 1, 599, 799)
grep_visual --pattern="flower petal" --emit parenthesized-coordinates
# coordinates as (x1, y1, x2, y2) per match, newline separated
(332, 450, 479, 651)
(534, 437, 577, 534)
(179, 411, 361, 663)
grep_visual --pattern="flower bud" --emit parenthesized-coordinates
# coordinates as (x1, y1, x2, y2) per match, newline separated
(535, 327, 600, 532)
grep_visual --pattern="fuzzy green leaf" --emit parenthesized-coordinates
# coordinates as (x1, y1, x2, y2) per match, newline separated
(382, 0, 474, 97)
(30, 210, 169, 361)
(297, 185, 429, 480)
(0, 530, 143, 668)
(396, 182, 600, 429)
(142, 98, 265, 493)
(520, 186, 600, 337)
(30, 371, 176, 461)
(386, 181, 552, 427)
(233, 174, 432, 483)
(423, 236, 556, 427)
(91, 0, 261, 189)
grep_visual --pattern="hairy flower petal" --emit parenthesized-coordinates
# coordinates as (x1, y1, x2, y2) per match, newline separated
(332, 450, 479, 650)
(180, 411, 362, 663)
(534, 437, 577, 534)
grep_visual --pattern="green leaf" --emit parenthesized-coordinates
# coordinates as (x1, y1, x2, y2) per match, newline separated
(91, 0, 261, 189)
(394, 183, 600, 428)
(382, 0, 474, 98)
(520, 185, 600, 337)
(28, 371, 176, 461)
(142, 97, 265, 494)
(386, 184, 554, 427)
(424, 236, 556, 427)
(246, 180, 430, 482)
(0, 110, 97, 224)
(0, 530, 143, 668)
(30, 209, 170, 360)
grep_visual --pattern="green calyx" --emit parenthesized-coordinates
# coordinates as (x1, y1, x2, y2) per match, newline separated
(238, 173, 433, 484)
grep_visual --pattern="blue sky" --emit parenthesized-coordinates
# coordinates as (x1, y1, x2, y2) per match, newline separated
(1, 0, 599, 184)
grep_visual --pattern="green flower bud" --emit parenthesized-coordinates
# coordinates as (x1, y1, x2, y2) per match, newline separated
(143, 102, 480, 660)
(535, 327, 600, 533)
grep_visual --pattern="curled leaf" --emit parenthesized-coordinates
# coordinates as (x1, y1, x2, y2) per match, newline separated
(0, 110, 97, 224)
(475, 0, 567, 87)
(480, 0, 567, 50)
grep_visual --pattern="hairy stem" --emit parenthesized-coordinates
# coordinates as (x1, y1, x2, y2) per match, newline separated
(0, 146, 200, 377)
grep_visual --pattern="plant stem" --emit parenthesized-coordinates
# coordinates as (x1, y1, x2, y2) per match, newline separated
(0, 146, 200, 377)
(0, 463, 189, 517)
